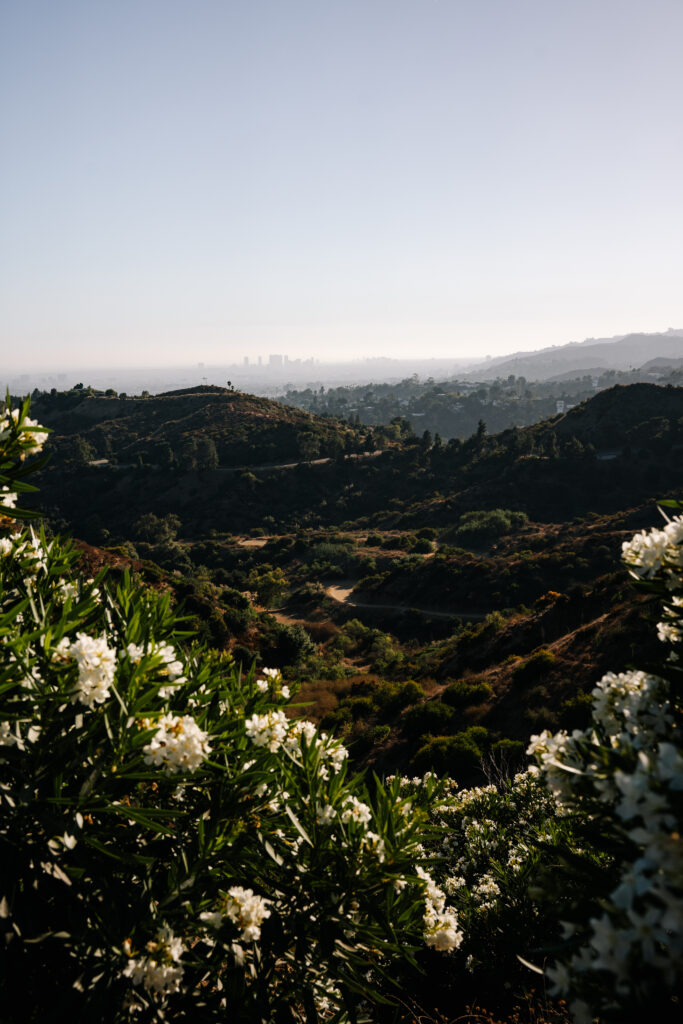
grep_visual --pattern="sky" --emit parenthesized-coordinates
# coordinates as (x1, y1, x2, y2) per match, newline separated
(2, 0, 682, 371)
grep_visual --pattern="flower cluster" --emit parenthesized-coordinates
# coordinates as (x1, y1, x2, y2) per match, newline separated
(142, 713, 211, 773)
(621, 513, 683, 578)
(1, 528, 50, 573)
(340, 794, 373, 826)
(123, 924, 185, 997)
(416, 866, 463, 951)
(126, 641, 187, 695)
(255, 666, 290, 700)
(283, 718, 348, 778)
(0, 486, 17, 509)
(0, 408, 49, 455)
(244, 709, 289, 751)
(53, 632, 117, 708)
(530, 513, 683, 1020)
(217, 886, 272, 942)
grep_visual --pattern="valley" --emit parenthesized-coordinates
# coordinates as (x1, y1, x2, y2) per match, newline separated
(23, 380, 681, 783)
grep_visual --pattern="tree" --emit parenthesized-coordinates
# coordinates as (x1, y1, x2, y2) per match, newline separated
(178, 437, 197, 472)
(196, 436, 219, 470)
(134, 512, 181, 544)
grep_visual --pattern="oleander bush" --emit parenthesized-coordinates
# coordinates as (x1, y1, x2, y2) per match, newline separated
(526, 508, 683, 1022)
(0, 399, 462, 1023)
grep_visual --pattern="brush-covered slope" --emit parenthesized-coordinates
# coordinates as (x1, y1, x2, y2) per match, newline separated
(31, 384, 369, 468)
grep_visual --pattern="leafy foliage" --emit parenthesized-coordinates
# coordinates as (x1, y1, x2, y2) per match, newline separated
(0, 399, 461, 1023)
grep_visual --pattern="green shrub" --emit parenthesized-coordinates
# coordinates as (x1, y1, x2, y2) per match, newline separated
(511, 648, 556, 687)
(402, 700, 455, 740)
(449, 509, 529, 546)
(559, 690, 593, 730)
(442, 679, 492, 709)
(410, 726, 489, 778)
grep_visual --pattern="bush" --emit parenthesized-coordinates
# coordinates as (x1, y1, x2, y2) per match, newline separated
(449, 509, 528, 547)
(410, 727, 490, 778)
(260, 622, 315, 668)
(441, 679, 492, 709)
(0, 399, 462, 1022)
(511, 648, 556, 687)
(402, 700, 455, 740)
(365, 532, 383, 546)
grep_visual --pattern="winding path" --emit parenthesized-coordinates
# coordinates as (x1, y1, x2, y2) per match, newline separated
(323, 583, 486, 621)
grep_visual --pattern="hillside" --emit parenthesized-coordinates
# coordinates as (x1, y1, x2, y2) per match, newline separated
(467, 329, 683, 381)
(19, 379, 683, 788)
(31, 384, 372, 469)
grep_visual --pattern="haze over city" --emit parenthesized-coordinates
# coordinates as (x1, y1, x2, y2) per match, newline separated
(2, 0, 682, 373)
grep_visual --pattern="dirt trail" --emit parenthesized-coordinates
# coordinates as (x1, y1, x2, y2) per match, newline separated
(323, 583, 486, 621)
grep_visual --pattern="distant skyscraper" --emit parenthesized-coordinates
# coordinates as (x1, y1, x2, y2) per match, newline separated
(269, 354, 283, 368)
(243, 356, 249, 366)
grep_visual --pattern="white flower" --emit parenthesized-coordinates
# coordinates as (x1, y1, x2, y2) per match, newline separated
(417, 868, 462, 952)
(222, 886, 271, 942)
(142, 713, 211, 773)
(622, 526, 671, 578)
(622, 516, 683, 578)
(245, 710, 288, 752)
(340, 795, 372, 826)
(0, 721, 17, 747)
(361, 830, 386, 861)
(326, 739, 348, 772)
(127, 641, 186, 694)
(315, 802, 336, 825)
(51, 636, 72, 662)
(443, 875, 467, 895)
(284, 718, 319, 754)
(199, 911, 223, 929)
(123, 924, 185, 996)
(68, 633, 117, 707)
(56, 580, 79, 603)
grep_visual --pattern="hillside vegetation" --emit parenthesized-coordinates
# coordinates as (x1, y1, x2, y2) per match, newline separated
(16, 382, 683, 785)
(2, 387, 683, 1022)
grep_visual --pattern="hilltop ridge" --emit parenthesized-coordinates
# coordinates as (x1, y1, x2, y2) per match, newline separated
(467, 329, 683, 380)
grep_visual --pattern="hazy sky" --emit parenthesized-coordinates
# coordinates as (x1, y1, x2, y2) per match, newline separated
(2, 0, 682, 370)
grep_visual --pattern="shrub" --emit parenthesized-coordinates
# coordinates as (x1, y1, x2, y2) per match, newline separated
(403, 700, 455, 740)
(260, 622, 315, 668)
(511, 648, 556, 687)
(449, 509, 528, 546)
(0, 398, 463, 1022)
(526, 506, 683, 1021)
(409, 727, 489, 778)
(442, 679, 493, 709)
(365, 532, 383, 546)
